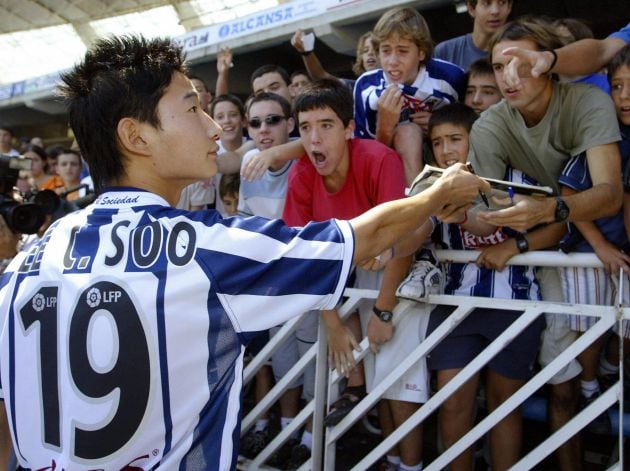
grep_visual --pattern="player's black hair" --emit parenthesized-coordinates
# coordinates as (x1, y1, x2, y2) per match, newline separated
(247, 92, 292, 119)
(250, 64, 291, 89)
(293, 79, 353, 127)
(210, 94, 245, 118)
(59, 35, 187, 193)
(428, 103, 479, 136)
(608, 45, 630, 85)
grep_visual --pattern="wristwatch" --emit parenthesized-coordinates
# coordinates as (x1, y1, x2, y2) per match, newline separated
(515, 233, 529, 253)
(554, 197, 570, 223)
(372, 305, 393, 323)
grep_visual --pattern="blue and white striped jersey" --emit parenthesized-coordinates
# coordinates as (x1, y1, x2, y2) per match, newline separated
(432, 168, 541, 301)
(0, 188, 354, 470)
(353, 59, 466, 139)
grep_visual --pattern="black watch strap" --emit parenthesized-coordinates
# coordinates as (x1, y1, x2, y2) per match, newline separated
(515, 233, 529, 253)
(372, 305, 393, 322)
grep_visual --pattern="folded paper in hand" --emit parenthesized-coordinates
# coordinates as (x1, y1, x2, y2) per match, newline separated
(408, 164, 553, 209)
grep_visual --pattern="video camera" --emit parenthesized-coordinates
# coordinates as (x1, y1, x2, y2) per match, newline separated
(0, 154, 60, 234)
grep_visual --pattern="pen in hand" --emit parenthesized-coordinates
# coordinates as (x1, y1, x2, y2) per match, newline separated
(465, 162, 490, 208)
(508, 186, 515, 206)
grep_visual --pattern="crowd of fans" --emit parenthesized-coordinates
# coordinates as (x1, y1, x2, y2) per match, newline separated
(1, 1, 629, 470)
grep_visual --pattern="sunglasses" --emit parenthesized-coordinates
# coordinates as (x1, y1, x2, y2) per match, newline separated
(248, 114, 286, 129)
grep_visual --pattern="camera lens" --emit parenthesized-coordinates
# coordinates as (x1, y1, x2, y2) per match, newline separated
(1, 202, 45, 234)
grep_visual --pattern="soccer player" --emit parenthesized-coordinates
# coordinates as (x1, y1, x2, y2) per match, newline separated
(0, 35, 487, 471)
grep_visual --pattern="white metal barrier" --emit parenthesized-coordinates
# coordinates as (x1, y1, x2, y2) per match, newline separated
(237, 251, 629, 470)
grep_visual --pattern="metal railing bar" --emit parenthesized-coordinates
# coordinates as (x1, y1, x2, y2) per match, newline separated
(326, 303, 477, 446)
(351, 305, 543, 471)
(513, 384, 620, 471)
(242, 339, 317, 432)
(429, 316, 615, 471)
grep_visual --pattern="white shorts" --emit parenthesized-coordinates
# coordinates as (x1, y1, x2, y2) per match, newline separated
(373, 302, 430, 403)
(538, 267, 582, 384)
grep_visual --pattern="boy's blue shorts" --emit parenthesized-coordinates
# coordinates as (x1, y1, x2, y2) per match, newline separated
(426, 305, 545, 380)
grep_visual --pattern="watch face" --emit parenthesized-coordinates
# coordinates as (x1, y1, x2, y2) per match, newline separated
(379, 311, 393, 322)
(555, 198, 570, 222)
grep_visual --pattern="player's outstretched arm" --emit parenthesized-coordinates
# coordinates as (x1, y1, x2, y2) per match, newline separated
(350, 163, 489, 265)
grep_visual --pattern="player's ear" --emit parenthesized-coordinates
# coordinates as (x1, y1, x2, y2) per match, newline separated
(287, 117, 295, 134)
(345, 119, 355, 140)
(117, 117, 151, 156)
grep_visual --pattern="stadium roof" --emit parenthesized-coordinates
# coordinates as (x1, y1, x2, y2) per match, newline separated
(0, 0, 282, 85)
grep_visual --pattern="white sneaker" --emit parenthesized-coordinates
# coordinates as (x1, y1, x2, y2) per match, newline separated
(396, 248, 443, 302)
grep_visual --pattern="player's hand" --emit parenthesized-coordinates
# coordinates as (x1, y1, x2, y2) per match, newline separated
(291, 29, 307, 53)
(327, 324, 362, 378)
(435, 204, 471, 224)
(377, 85, 404, 133)
(409, 110, 431, 135)
(0, 216, 19, 259)
(217, 47, 233, 74)
(240, 150, 275, 181)
(367, 313, 394, 353)
(502, 47, 555, 90)
(477, 194, 554, 232)
(592, 240, 630, 275)
(435, 163, 491, 209)
(476, 240, 519, 272)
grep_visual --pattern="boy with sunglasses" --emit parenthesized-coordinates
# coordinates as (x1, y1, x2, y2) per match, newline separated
(238, 93, 295, 218)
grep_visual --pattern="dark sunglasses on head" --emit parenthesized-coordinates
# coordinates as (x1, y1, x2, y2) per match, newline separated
(248, 114, 286, 129)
